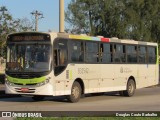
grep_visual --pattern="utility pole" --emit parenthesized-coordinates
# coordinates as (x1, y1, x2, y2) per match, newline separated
(59, 0, 64, 32)
(31, 10, 44, 31)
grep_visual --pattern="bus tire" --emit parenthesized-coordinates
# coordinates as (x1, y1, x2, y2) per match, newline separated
(32, 96, 44, 101)
(123, 79, 136, 97)
(67, 81, 82, 103)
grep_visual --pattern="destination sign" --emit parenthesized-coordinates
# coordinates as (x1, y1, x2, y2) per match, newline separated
(7, 33, 51, 42)
(12, 36, 44, 41)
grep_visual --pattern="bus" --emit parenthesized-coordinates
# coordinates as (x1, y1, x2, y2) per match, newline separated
(5, 32, 159, 103)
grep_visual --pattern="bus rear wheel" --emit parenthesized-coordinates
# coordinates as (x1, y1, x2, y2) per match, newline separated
(32, 95, 45, 101)
(123, 79, 136, 97)
(67, 81, 82, 103)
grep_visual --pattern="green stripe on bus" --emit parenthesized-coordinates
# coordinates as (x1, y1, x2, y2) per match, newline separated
(69, 70, 73, 80)
(7, 75, 46, 85)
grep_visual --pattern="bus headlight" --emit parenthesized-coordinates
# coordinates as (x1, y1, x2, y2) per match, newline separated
(5, 77, 14, 86)
(36, 77, 50, 87)
(5, 80, 14, 86)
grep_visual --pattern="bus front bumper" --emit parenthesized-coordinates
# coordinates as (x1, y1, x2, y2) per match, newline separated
(5, 83, 54, 96)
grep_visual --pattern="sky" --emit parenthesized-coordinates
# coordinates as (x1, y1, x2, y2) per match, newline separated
(0, 0, 71, 32)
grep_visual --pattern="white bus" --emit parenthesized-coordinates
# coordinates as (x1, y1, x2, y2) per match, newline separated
(5, 32, 159, 102)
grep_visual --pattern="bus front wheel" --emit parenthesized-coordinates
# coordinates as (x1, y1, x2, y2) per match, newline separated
(67, 81, 82, 103)
(123, 79, 136, 97)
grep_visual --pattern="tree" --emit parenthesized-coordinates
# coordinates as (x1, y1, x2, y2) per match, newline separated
(65, 0, 91, 34)
(65, 0, 132, 37)
(17, 17, 33, 32)
(0, 6, 17, 57)
(65, 0, 160, 42)
(0, 6, 33, 57)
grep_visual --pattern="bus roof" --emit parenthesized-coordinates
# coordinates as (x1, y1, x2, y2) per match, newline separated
(56, 32, 157, 46)
(7, 31, 157, 46)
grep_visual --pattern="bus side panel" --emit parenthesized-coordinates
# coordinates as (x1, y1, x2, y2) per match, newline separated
(54, 69, 72, 96)
(147, 65, 154, 86)
(136, 65, 148, 88)
(53, 63, 159, 96)
(113, 64, 137, 90)
(147, 64, 159, 86)
(100, 64, 115, 92)
(100, 64, 138, 93)
(54, 64, 87, 96)
(85, 64, 100, 93)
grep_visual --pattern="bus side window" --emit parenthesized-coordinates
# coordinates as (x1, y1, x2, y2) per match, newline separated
(53, 38, 68, 75)
(70, 41, 84, 62)
(138, 46, 147, 63)
(85, 42, 99, 63)
(148, 47, 156, 64)
(101, 43, 112, 63)
(114, 44, 120, 62)
(54, 49, 66, 66)
(114, 44, 125, 63)
(127, 45, 137, 63)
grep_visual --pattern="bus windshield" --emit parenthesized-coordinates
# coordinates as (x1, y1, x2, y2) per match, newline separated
(6, 44, 51, 72)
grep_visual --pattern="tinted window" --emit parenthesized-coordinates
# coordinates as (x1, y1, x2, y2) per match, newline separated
(127, 45, 137, 63)
(114, 44, 126, 63)
(70, 41, 84, 62)
(86, 42, 99, 63)
(148, 47, 156, 63)
(101, 43, 112, 63)
(138, 46, 147, 63)
(53, 38, 68, 75)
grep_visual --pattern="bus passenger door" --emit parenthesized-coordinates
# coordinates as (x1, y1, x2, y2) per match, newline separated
(53, 38, 68, 95)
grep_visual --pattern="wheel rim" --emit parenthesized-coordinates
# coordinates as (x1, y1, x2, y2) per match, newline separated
(128, 82, 134, 94)
(72, 86, 80, 99)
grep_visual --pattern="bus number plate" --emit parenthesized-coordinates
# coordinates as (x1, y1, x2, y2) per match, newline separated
(21, 88, 29, 92)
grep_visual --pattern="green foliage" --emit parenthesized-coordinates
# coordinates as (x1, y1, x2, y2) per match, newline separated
(65, 0, 160, 42)
(0, 6, 33, 58)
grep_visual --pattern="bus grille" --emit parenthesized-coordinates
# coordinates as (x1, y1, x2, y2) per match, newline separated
(14, 83, 37, 86)
(15, 88, 35, 93)
(8, 73, 41, 79)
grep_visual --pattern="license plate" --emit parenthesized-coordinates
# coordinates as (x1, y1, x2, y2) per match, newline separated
(21, 88, 29, 92)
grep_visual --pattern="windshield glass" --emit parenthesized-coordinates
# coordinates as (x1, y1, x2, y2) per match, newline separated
(6, 44, 51, 72)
